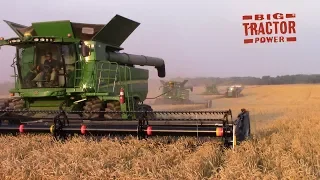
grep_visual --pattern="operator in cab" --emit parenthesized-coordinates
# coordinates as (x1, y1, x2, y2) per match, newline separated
(32, 52, 60, 86)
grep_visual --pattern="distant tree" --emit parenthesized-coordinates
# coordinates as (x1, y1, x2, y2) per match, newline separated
(182, 74, 320, 86)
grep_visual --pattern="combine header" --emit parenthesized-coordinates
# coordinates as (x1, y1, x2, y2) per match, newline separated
(0, 15, 250, 148)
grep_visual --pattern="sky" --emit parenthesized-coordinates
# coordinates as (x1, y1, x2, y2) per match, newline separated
(0, 0, 319, 81)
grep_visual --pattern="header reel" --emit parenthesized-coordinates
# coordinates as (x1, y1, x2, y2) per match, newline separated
(0, 108, 250, 149)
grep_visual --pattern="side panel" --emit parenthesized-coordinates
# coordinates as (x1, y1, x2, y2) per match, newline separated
(128, 67, 149, 101)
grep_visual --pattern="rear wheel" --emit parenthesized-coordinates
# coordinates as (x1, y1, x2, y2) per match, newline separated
(104, 101, 121, 119)
(83, 98, 122, 119)
(82, 98, 103, 119)
(8, 98, 25, 110)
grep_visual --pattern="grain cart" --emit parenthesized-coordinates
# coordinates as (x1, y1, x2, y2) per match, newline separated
(0, 16, 250, 148)
(225, 85, 244, 98)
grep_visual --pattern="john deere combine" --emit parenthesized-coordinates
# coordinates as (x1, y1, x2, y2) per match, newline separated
(154, 80, 194, 105)
(225, 85, 244, 98)
(0, 15, 250, 148)
(202, 84, 220, 95)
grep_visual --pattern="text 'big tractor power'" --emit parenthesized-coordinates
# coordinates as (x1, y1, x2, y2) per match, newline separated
(0, 15, 250, 148)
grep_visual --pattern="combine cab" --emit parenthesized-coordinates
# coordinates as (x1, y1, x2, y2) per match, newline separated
(0, 16, 250, 148)
(225, 85, 244, 98)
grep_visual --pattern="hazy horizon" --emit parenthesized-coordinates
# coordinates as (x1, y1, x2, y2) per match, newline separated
(0, 0, 318, 82)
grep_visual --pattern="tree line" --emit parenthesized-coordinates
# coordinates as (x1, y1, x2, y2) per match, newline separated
(1, 74, 320, 94)
(171, 74, 320, 86)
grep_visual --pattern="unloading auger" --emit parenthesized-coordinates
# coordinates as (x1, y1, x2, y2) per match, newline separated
(0, 108, 251, 148)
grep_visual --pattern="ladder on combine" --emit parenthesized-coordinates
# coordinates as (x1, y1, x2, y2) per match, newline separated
(10, 57, 18, 85)
(73, 59, 83, 89)
(96, 61, 119, 93)
(96, 62, 134, 111)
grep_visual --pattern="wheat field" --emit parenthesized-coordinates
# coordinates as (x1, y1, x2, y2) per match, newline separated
(0, 84, 320, 180)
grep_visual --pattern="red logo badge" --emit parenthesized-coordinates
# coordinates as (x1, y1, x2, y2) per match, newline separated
(242, 13, 297, 44)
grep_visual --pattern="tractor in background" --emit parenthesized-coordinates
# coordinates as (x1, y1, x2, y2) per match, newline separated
(225, 85, 244, 98)
(202, 84, 220, 95)
(154, 80, 194, 105)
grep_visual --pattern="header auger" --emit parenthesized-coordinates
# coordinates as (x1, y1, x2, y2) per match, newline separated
(0, 108, 251, 148)
(0, 15, 250, 148)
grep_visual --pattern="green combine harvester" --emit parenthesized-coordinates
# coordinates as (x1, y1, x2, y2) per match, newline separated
(225, 85, 244, 98)
(0, 15, 251, 148)
(202, 84, 220, 95)
(154, 80, 194, 105)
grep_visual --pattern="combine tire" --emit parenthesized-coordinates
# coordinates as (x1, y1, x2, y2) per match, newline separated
(83, 98, 103, 119)
(104, 101, 121, 119)
(8, 98, 25, 110)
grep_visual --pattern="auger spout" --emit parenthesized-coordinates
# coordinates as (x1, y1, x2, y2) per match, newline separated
(105, 52, 166, 77)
